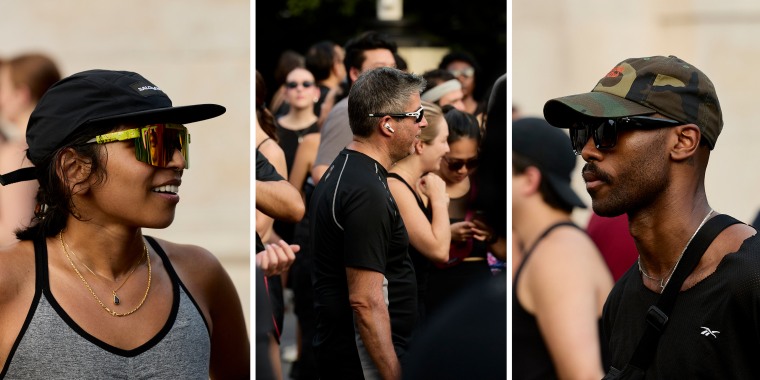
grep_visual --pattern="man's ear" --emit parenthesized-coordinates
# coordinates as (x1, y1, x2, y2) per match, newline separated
(349, 67, 361, 83)
(56, 148, 94, 195)
(670, 124, 701, 161)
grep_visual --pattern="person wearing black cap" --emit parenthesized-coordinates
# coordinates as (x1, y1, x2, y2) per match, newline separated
(0, 69, 249, 378)
(544, 55, 760, 378)
(512, 117, 612, 379)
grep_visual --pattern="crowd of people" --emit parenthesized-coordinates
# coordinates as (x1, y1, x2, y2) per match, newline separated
(6, 29, 760, 380)
(255, 30, 507, 379)
(0, 29, 507, 379)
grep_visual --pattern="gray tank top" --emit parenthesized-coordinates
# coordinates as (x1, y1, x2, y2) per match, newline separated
(1, 236, 211, 379)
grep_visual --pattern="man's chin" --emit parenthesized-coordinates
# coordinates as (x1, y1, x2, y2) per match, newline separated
(591, 201, 627, 218)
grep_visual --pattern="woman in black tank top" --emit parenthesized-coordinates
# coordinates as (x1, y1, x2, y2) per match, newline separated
(0, 69, 249, 379)
(387, 102, 452, 323)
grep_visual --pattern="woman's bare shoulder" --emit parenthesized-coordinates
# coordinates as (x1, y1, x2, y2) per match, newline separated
(0, 241, 36, 302)
(146, 237, 226, 283)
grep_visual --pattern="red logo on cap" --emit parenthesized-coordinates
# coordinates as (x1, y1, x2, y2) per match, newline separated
(606, 66, 624, 78)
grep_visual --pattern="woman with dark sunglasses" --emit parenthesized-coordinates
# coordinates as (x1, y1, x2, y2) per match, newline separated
(438, 51, 488, 124)
(0, 69, 248, 379)
(425, 106, 495, 318)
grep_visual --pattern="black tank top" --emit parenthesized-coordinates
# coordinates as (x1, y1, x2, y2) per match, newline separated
(387, 172, 432, 320)
(512, 222, 604, 380)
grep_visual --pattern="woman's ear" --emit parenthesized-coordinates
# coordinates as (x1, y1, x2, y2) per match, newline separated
(413, 139, 425, 155)
(56, 148, 94, 195)
(671, 124, 701, 161)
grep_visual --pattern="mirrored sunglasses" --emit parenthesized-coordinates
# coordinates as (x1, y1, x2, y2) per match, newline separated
(88, 123, 190, 168)
(444, 156, 479, 171)
(368, 106, 425, 123)
(286, 81, 314, 89)
(570, 116, 681, 155)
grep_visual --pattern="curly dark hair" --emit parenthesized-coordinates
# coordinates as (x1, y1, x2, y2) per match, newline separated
(16, 123, 115, 240)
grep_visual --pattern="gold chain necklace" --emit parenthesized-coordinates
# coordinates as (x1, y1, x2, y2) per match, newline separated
(638, 209, 713, 293)
(59, 232, 151, 317)
(63, 238, 144, 305)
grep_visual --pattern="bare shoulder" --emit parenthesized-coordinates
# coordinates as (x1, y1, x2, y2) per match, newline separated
(720, 222, 757, 251)
(301, 132, 320, 148)
(533, 225, 601, 263)
(147, 237, 226, 286)
(0, 241, 36, 305)
(706, 222, 758, 265)
(388, 177, 416, 204)
(522, 224, 612, 311)
(526, 225, 609, 284)
(258, 140, 286, 163)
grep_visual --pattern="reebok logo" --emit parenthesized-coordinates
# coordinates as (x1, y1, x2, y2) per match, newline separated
(700, 326, 720, 338)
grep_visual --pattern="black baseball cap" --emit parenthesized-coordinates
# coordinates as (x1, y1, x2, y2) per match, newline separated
(513, 117, 586, 209)
(0, 69, 225, 185)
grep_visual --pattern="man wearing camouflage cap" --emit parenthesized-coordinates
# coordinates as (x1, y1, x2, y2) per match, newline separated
(544, 55, 760, 378)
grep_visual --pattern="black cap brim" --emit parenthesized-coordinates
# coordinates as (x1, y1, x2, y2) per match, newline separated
(545, 172, 586, 209)
(87, 103, 226, 126)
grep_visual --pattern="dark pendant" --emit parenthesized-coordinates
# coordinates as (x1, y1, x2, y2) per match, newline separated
(113, 293, 120, 305)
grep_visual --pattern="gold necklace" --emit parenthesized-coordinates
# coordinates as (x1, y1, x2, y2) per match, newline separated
(59, 232, 151, 317)
(63, 238, 144, 305)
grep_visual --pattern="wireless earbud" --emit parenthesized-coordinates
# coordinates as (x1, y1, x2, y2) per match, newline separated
(384, 123, 395, 133)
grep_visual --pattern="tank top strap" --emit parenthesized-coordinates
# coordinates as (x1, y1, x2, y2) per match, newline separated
(143, 235, 211, 333)
(144, 236, 175, 280)
(387, 172, 426, 210)
(33, 235, 50, 292)
(256, 137, 272, 150)
(514, 221, 581, 281)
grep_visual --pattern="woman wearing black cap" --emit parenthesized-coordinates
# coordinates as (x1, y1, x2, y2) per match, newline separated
(0, 69, 249, 379)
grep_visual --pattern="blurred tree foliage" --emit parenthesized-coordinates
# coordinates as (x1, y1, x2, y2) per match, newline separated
(256, 0, 506, 105)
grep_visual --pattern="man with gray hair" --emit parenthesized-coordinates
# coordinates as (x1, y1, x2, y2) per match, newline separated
(310, 67, 426, 380)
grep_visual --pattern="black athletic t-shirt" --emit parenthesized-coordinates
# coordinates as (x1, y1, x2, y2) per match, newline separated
(309, 148, 417, 378)
(255, 149, 285, 253)
(603, 232, 760, 378)
(254, 149, 286, 343)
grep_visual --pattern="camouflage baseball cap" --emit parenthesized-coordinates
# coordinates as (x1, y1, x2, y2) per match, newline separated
(543, 55, 723, 149)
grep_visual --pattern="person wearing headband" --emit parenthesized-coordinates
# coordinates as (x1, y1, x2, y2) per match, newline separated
(0, 69, 249, 378)
(421, 69, 466, 112)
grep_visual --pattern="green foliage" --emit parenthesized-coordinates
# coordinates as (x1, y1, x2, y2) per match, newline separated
(287, 0, 361, 17)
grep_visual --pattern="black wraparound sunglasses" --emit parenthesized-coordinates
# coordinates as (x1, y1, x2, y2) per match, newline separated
(569, 116, 682, 155)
